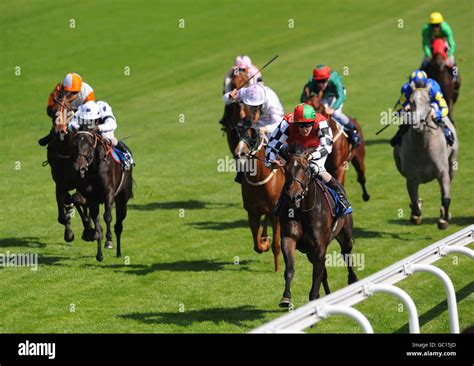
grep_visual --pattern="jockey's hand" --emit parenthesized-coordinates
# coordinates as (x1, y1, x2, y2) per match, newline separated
(403, 104, 411, 111)
(268, 159, 284, 169)
(325, 106, 334, 115)
(229, 88, 238, 100)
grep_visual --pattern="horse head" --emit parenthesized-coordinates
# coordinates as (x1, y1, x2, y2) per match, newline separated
(234, 118, 261, 173)
(73, 131, 99, 178)
(408, 83, 432, 132)
(53, 91, 77, 140)
(284, 145, 313, 208)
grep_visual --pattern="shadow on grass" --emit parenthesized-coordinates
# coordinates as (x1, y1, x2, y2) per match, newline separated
(188, 219, 247, 231)
(388, 216, 474, 227)
(84, 259, 258, 275)
(394, 281, 474, 333)
(39, 255, 70, 267)
(119, 305, 281, 327)
(352, 227, 406, 241)
(129, 200, 238, 211)
(0, 237, 46, 248)
(364, 138, 391, 147)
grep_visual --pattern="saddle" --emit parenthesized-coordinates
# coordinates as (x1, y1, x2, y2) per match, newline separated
(314, 179, 340, 218)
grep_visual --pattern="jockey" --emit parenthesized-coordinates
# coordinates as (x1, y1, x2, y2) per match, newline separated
(38, 73, 95, 147)
(300, 64, 361, 147)
(265, 103, 352, 215)
(390, 70, 454, 147)
(222, 55, 263, 94)
(223, 83, 284, 183)
(421, 12, 458, 80)
(69, 100, 134, 170)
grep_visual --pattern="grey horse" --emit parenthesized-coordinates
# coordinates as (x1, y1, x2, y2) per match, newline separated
(393, 84, 458, 229)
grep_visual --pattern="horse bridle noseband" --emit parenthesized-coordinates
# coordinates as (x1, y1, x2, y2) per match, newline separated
(76, 131, 98, 172)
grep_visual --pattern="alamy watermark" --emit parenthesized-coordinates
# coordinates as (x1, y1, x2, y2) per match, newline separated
(217, 155, 257, 176)
(0, 251, 38, 271)
(325, 251, 364, 271)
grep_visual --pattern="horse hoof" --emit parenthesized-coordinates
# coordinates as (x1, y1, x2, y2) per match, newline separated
(279, 297, 292, 308)
(64, 231, 75, 243)
(438, 219, 449, 230)
(96, 255, 104, 262)
(410, 216, 422, 225)
(362, 194, 370, 202)
(105, 241, 114, 249)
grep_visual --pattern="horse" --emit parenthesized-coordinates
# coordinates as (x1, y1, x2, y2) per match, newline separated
(305, 95, 370, 201)
(234, 119, 285, 272)
(423, 39, 460, 121)
(278, 145, 358, 307)
(221, 71, 251, 154)
(46, 93, 95, 242)
(393, 85, 458, 229)
(72, 129, 133, 261)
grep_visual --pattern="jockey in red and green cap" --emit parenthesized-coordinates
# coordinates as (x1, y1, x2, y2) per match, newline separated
(300, 64, 361, 147)
(265, 103, 352, 215)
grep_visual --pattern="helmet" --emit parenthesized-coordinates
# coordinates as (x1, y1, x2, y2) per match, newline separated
(429, 12, 444, 25)
(242, 84, 266, 106)
(235, 55, 252, 69)
(312, 64, 331, 80)
(77, 101, 101, 126)
(409, 70, 428, 88)
(293, 103, 316, 123)
(62, 72, 83, 92)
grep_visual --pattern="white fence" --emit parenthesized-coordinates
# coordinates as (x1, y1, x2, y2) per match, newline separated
(251, 225, 474, 334)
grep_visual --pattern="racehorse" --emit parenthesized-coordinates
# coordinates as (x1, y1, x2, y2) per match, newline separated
(278, 145, 358, 307)
(423, 38, 460, 121)
(393, 86, 458, 229)
(46, 93, 94, 242)
(73, 129, 133, 261)
(234, 119, 285, 272)
(221, 71, 250, 154)
(305, 95, 370, 201)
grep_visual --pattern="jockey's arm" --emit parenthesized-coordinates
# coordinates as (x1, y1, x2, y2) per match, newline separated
(265, 120, 289, 167)
(441, 22, 456, 57)
(309, 119, 333, 160)
(223, 88, 243, 104)
(422, 25, 432, 58)
(331, 74, 346, 110)
(98, 115, 117, 133)
(432, 92, 449, 121)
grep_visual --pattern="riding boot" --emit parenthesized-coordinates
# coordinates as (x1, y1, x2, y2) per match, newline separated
(390, 124, 410, 146)
(345, 121, 361, 147)
(235, 171, 243, 184)
(116, 140, 135, 170)
(38, 129, 53, 146)
(325, 177, 352, 215)
(438, 118, 455, 146)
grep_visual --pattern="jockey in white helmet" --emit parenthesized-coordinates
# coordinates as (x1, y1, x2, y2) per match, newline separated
(69, 101, 134, 170)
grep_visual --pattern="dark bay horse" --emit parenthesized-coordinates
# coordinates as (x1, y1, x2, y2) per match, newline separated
(306, 96, 370, 201)
(46, 94, 94, 242)
(424, 52, 460, 122)
(73, 130, 133, 261)
(278, 145, 357, 307)
(234, 120, 285, 271)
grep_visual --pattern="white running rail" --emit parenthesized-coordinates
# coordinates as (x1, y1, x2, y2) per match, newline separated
(251, 225, 474, 334)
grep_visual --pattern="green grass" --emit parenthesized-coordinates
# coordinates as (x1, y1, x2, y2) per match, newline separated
(0, 0, 473, 333)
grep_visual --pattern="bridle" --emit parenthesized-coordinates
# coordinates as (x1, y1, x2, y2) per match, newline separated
(285, 154, 315, 211)
(75, 131, 99, 174)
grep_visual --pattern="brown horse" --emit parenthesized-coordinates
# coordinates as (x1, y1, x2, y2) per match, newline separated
(424, 53, 460, 122)
(73, 130, 133, 261)
(46, 93, 94, 242)
(221, 71, 251, 154)
(278, 145, 358, 307)
(306, 96, 370, 201)
(234, 119, 285, 272)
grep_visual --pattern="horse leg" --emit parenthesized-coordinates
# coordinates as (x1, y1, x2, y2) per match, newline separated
(114, 192, 128, 258)
(103, 191, 115, 249)
(337, 165, 346, 185)
(336, 217, 358, 284)
(351, 152, 370, 201)
(437, 171, 451, 230)
(308, 250, 327, 301)
(56, 186, 74, 242)
(72, 192, 95, 242)
(279, 236, 296, 308)
(90, 204, 103, 262)
(260, 214, 271, 250)
(271, 214, 281, 272)
(322, 268, 330, 295)
(248, 211, 269, 253)
(407, 179, 422, 225)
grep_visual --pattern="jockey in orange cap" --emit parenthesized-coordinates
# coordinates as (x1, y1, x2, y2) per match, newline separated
(38, 73, 95, 146)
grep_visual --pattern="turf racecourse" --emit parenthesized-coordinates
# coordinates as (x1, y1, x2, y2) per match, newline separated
(0, 0, 472, 333)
